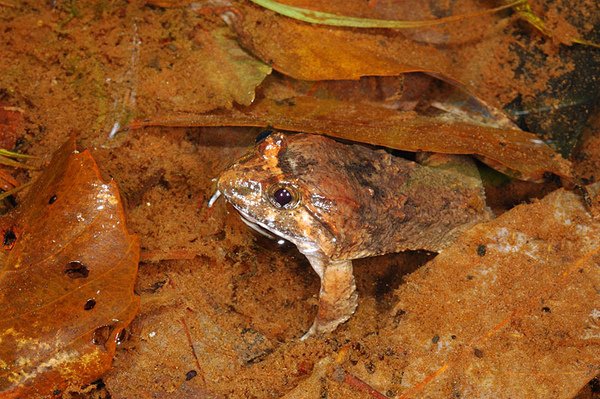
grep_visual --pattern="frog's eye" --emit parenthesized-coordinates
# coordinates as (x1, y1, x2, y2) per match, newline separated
(268, 184, 300, 209)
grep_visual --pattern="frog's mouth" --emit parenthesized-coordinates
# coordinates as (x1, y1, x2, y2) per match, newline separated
(208, 189, 278, 240)
(237, 209, 278, 240)
(209, 188, 320, 254)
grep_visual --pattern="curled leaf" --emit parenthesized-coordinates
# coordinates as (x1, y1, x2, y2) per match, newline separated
(0, 138, 140, 398)
(132, 96, 572, 182)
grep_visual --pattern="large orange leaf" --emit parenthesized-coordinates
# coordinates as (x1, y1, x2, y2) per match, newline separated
(132, 95, 572, 182)
(0, 139, 140, 398)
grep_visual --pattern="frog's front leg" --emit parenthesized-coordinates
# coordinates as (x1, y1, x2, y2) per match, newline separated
(300, 253, 358, 340)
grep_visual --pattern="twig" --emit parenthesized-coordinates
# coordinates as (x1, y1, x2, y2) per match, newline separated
(341, 369, 388, 399)
(180, 317, 207, 386)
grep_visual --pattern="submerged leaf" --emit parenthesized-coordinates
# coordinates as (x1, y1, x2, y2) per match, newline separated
(0, 139, 140, 398)
(234, 4, 456, 82)
(132, 96, 571, 182)
(139, 27, 272, 114)
(386, 185, 600, 397)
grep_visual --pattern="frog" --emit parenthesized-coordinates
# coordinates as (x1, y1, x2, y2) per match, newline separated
(209, 131, 491, 339)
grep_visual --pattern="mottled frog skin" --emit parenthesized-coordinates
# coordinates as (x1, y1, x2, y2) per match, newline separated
(212, 132, 490, 338)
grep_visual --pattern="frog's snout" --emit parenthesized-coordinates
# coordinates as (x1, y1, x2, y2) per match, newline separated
(213, 168, 236, 197)
(210, 167, 264, 210)
(208, 169, 232, 208)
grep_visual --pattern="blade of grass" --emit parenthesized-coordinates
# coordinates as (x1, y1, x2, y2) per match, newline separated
(0, 149, 38, 160)
(513, 2, 600, 48)
(248, 0, 527, 29)
(0, 181, 33, 202)
(0, 154, 37, 170)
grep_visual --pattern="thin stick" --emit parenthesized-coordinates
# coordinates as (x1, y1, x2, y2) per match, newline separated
(180, 317, 207, 386)
(341, 368, 388, 399)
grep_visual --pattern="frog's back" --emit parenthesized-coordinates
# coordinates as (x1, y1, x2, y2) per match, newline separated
(281, 134, 490, 260)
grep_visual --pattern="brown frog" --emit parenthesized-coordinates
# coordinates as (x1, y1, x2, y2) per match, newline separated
(210, 132, 491, 339)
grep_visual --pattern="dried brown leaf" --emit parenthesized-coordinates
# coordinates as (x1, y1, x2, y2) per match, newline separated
(235, 3, 455, 82)
(0, 139, 140, 398)
(133, 95, 572, 182)
(387, 185, 600, 398)
(139, 27, 272, 114)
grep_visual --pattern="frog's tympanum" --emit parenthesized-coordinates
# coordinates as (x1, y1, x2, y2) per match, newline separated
(211, 132, 491, 339)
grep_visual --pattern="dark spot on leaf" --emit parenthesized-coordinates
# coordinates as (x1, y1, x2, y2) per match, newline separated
(116, 329, 128, 345)
(84, 298, 96, 310)
(365, 362, 375, 374)
(92, 325, 112, 346)
(466, 275, 474, 280)
(432, 335, 440, 344)
(474, 348, 484, 358)
(3, 229, 16, 247)
(476, 244, 486, 256)
(3, 192, 17, 208)
(386, 390, 396, 398)
(52, 389, 62, 396)
(185, 370, 197, 381)
(48, 194, 57, 204)
(542, 306, 551, 313)
(451, 335, 457, 340)
(64, 261, 89, 279)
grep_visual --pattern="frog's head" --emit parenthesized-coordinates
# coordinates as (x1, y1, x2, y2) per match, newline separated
(213, 132, 348, 257)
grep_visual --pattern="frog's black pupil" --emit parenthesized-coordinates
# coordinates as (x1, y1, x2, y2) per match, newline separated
(273, 188, 292, 207)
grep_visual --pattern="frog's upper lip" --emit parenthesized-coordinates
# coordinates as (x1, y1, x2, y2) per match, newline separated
(233, 205, 321, 256)
(234, 206, 297, 244)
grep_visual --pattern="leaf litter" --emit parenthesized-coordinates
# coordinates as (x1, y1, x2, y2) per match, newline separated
(0, 0, 598, 398)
